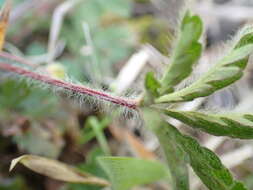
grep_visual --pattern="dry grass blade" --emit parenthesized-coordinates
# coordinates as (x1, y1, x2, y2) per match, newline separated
(125, 132, 157, 160)
(221, 145, 253, 169)
(112, 47, 151, 94)
(10, 155, 110, 187)
(48, 0, 81, 62)
(0, 0, 10, 51)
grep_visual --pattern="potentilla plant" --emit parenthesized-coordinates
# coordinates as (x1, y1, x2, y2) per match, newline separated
(2, 3, 253, 190)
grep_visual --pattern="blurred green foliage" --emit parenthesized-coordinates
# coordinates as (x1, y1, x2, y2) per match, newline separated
(134, 16, 171, 54)
(0, 80, 59, 117)
(0, 176, 29, 190)
(0, 0, 172, 189)
(62, 0, 136, 80)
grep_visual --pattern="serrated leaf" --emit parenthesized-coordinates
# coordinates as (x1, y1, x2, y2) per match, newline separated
(161, 123, 248, 190)
(164, 109, 253, 139)
(97, 156, 169, 190)
(10, 155, 109, 187)
(156, 26, 253, 103)
(159, 11, 203, 94)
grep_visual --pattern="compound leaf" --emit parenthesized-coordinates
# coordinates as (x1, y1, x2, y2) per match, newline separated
(156, 26, 253, 103)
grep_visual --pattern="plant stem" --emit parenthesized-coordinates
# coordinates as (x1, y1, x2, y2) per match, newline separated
(0, 52, 34, 66)
(0, 62, 138, 109)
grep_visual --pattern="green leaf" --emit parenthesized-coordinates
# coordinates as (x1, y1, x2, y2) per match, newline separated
(63, 0, 134, 80)
(154, 122, 189, 190)
(0, 79, 58, 118)
(156, 25, 253, 103)
(161, 123, 248, 190)
(163, 109, 253, 139)
(80, 117, 110, 144)
(145, 71, 161, 97)
(143, 109, 189, 190)
(97, 157, 169, 190)
(159, 11, 203, 94)
(88, 117, 111, 156)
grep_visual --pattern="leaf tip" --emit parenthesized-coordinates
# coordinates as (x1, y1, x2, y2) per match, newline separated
(9, 155, 26, 172)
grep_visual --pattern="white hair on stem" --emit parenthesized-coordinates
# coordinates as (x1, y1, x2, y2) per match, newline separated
(0, 52, 141, 119)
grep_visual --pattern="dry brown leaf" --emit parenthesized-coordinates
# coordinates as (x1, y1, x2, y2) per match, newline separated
(0, 0, 10, 50)
(10, 154, 110, 187)
(125, 132, 157, 160)
(109, 125, 156, 160)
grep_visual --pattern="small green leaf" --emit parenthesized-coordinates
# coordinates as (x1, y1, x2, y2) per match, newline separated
(97, 157, 169, 190)
(161, 123, 248, 190)
(88, 116, 111, 156)
(80, 117, 110, 145)
(164, 109, 253, 139)
(159, 11, 203, 94)
(145, 71, 161, 97)
(156, 26, 253, 103)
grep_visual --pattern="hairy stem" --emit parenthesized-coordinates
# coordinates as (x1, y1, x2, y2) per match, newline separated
(0, 62, 138, 109)
(0, 52, 34, 66)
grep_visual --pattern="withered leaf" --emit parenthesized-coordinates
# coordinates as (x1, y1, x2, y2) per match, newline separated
(10, 154, 110, 187)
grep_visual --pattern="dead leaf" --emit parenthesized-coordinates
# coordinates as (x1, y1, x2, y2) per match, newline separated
(10, 154, 110, 187)
(125, 132, 157, 160)
(0, 0, 10, 50)
(109, 125, 157, 160)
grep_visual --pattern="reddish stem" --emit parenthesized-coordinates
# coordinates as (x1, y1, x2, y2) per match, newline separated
(0, 62, 138, 109)
(0, 52, 34, 67)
